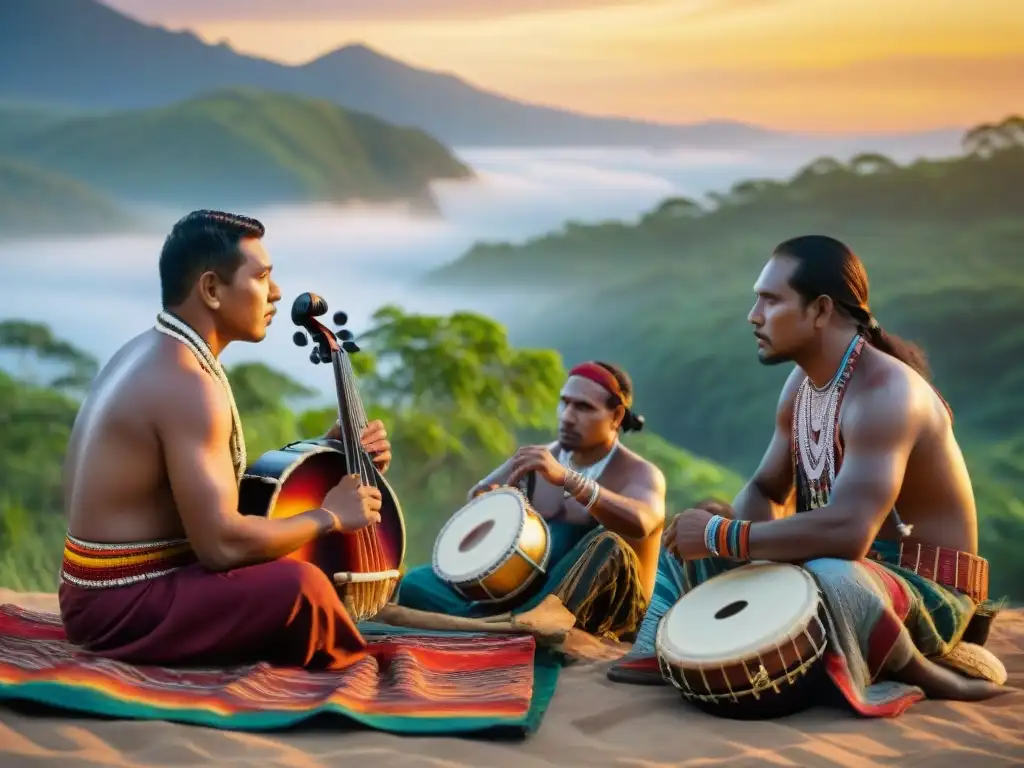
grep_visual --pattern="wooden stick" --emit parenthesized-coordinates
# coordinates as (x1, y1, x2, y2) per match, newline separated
(334, 570, 401, 585)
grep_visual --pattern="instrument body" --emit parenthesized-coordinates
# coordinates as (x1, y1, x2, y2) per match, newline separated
(432, 485, 551, 605)
(238, 439, 406, 580)
(655, 561, 829, 719)
(237, 292, 406, 622)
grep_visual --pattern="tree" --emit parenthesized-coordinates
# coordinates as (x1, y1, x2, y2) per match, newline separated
(849, 153, 898, 175)
(962, 116, 1024, 158)
(226, 361, 318, 414)
(357, 304, 565, 455)
(0, 319, 98, 392)
(649, 196, 704, 219)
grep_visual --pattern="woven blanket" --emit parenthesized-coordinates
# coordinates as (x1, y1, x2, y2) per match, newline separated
(0, 604, 560, 735)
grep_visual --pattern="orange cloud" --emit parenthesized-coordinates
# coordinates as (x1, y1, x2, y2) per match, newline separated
(106, 0, 1024, 132)
(103, 0, 646, 22)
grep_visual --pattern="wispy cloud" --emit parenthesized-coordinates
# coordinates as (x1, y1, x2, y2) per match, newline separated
(103, 0, 649, 23)
(98, 0, 1024, 132)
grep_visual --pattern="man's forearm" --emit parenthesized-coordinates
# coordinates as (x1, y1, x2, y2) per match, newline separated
(468, 460, 514, 501)
(732, 479, 792, 522)
(564, 486, 656, 540)
(745, 508, 867, 562)
(209, 509, 336, 570)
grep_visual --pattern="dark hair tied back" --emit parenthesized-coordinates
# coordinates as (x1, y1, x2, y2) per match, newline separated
(773, 234, 952, 419)
(623, 410, 645, 433)
(593, 360, 645, 433)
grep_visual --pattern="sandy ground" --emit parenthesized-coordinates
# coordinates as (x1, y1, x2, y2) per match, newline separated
(1, 589, 1023, 768)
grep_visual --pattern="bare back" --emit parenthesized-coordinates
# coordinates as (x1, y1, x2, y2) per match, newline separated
(64, 330, 217, 544)
(840, 347, 978, 553)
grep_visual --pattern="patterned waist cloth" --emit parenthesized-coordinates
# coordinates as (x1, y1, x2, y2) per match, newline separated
(61, 533, 198, 589)
(868, 538, 989, 603)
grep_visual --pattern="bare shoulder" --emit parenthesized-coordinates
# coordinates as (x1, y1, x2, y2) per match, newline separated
(615, 443, 666, 491)
(843, 348, 929, 444)
(149, 337, 231, 437)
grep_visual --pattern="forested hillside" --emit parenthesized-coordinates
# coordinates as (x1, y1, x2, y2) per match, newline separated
(429, 117, 1024, 601)
(0, 311, 742, 593)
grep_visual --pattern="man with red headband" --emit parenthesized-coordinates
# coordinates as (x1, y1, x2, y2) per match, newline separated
(394, 361, 666, 641)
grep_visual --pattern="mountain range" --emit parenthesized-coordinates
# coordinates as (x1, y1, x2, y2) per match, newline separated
(0, 88, 474, 238)
(0, 0, 794, 148)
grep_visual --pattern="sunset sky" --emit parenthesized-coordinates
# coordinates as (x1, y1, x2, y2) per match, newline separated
(104, 0, 1022, 133)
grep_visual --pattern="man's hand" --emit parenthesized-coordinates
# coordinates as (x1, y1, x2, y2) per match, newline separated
(323, 474, 383, 532)
(325, 418, 392, 474)
(664, 508, 714, 561)
(360, 419, 392, 473)
(506, 445, 567, 489)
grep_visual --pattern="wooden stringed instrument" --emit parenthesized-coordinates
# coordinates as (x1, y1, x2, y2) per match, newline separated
(238, 292, 407, 622)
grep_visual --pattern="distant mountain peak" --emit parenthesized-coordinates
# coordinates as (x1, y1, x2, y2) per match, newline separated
(1, 0, 784, 148)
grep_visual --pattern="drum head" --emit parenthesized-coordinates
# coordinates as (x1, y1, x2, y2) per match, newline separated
(433, 488, 526, 582)
(659, 563, 820, 664)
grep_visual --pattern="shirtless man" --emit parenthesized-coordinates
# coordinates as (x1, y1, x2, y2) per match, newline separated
(395, 361, 666, 641)
(608, 234, 1007, 707)
(59, 209, 391, 671)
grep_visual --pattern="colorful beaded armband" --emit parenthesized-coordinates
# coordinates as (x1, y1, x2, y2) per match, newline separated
(703, 514, 752, 561)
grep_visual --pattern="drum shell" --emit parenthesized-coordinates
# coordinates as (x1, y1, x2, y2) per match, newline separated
(434, 492, 551, 605)
(657, 600, 830, 719)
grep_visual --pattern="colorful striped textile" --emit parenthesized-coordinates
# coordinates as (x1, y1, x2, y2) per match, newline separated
(0, 604, 560, 735)
(608, 544, 981, 718)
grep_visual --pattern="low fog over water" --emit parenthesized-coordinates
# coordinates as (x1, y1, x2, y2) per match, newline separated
(0, 136, 962, 401)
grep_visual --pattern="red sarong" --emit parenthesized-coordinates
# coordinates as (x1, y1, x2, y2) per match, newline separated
(59, 536, 367, 670)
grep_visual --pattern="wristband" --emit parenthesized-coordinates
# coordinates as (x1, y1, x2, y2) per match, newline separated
(702, 515, 752, 561)
(314, 507, 340, 535)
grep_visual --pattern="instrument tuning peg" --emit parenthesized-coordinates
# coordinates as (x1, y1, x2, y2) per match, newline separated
(333, 310, 348, 327)
(342, 340, 360, 354)
(337, 329, 353, 342)
(319, 348, 332, 363)
(292, 331, 308, 347)
(309, 349, 320, 365)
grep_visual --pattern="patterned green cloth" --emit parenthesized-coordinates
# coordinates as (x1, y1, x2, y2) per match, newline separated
(396, 521, 647, 640)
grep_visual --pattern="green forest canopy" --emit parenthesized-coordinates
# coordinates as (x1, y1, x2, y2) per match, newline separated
(0, 309, 743, 593)
(422, 116, 1024, 601)
(0, 87, 474, 221)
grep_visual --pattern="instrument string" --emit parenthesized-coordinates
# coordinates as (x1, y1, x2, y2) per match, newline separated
(333, 341, 389, 613)
(331, 349, 367, 614)
(341, 349, 387, 609)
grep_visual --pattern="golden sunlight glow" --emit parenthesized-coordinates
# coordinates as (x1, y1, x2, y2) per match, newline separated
(185, 0, 1023, 132)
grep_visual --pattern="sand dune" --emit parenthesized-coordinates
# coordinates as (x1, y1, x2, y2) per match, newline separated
(1, 589, 1022, 767)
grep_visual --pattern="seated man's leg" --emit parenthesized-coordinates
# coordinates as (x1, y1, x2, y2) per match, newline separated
(606, 547, 742, 683)
(804, 556, 1007, 707)
(60, 545, 367, 670)
(394, 564, 482, 618)
(536, 529, 648, 641)
(396, 520, 596, 620)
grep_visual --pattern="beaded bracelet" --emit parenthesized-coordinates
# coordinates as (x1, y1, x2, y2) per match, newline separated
(702, 514, 752, 561)
(563, 469, 601, 510)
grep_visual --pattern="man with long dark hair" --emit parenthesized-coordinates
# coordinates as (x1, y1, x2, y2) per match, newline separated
(608, 235, 1009, 713)
(59, 210, 391, 670)
(395, 361, 665, 642)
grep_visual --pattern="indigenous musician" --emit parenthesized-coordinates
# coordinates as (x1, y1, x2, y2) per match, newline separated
(59, 210, 391, 670)
(609, 235, 1009, 705)
(395, 362, 666, 640)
